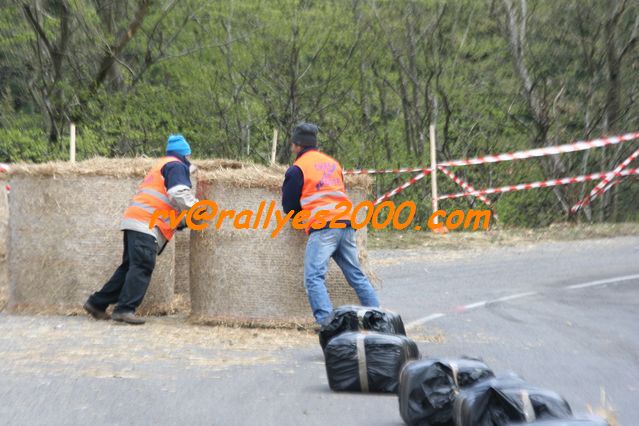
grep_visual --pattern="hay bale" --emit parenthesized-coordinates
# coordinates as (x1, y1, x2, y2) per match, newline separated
(7, 166, 175, 315)
(190, 168, 375, 327)
(174, 175, 197, 300)
(6, 157, 249, 178)
(7, 157, 155, 178)
(175, 229, 191, 296)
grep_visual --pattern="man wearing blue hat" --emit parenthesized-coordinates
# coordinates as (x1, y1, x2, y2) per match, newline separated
(84, 134, 199, 324)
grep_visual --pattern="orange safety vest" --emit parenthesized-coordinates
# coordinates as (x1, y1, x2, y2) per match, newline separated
(294, 150, 351, 233)
(122, 156, 181, 241)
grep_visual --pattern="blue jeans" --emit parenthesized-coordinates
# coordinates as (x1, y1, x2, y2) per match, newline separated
(304, 227, 380, 325)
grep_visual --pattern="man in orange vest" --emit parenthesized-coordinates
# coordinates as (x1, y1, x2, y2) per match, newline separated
(83, 134, 198, 324)
(282, 123, 380, 326)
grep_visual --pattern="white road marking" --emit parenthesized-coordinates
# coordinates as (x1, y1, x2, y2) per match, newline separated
(464, 301, 487, 309)
(565, 273, 639, 290)
(492, 291, 538, 303)
(405, 273, 639, 331)
(405, 313, 445, 329)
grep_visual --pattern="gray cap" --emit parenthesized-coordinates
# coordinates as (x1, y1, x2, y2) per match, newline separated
(292, 122, 318, 147)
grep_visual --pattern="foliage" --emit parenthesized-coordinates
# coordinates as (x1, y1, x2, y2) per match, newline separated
(1, 0, 638, 225)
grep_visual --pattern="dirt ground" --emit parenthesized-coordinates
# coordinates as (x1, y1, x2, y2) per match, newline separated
(0, 259, 7, 311)
(0, 312, 446, 380)
(0, 314, 316, 378)
(368, 222, 639, 250)
(0, 287, 6, 311)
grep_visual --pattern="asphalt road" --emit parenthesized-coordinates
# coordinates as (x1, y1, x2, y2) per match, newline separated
(1, 236, 638, 425)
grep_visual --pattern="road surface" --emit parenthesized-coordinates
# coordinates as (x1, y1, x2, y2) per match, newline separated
(0, 236, 637, 425)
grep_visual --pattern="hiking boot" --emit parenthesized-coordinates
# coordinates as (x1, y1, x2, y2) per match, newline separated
(111, 311, 146, 325)
(83, 301, 110, 320)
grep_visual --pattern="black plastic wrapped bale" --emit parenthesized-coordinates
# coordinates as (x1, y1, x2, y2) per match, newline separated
(319, 305, 406, 350)
(453, 374, 572, 426)
(398, 357, 495, 426)
(506, 417, 609, 425)
(324, 331, 419, 393)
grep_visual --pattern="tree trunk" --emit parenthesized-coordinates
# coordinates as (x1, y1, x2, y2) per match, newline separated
(92, 0, 151, 93)
(503, 0, 571, 213)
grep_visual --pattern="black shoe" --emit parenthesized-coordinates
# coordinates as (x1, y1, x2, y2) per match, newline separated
(111, 311, 146, 325)
(83, 301, 110, 320)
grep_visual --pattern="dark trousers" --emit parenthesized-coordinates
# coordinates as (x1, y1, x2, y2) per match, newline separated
(88, 230, 158, 313)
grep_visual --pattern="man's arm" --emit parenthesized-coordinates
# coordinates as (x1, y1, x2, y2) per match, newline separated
(162, 162, 199, 212)
(282, 165, 303, 214)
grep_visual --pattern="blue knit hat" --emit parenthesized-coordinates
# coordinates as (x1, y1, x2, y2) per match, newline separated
(166, 134, 191, 156)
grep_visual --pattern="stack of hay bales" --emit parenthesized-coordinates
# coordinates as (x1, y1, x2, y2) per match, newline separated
(189, 160, 375, 327)
(6, 159, 175, 315)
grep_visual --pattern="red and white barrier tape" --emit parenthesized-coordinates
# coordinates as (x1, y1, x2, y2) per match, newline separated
(345, 132, 639, 175)
(438, 168, 639, 200)
(570, 147, 639, 213)
(438, 132, 639, 167)
(437, 166, 493, 207)
(373, 169, 431, 205)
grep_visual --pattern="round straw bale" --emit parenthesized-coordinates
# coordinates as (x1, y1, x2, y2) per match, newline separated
(7, 165, 175, 315)
(189, 169, 375, 327)
(173, 174, 197, 303)
(175, 229, 191, 296)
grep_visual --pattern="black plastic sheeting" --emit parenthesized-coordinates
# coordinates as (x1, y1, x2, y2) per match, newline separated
(453, 374, 573, 426)
(398, 357, 495, 425)
(506, 418, 609, 426)
(319, 305, 406, 350)
(324, 331, 419, 393)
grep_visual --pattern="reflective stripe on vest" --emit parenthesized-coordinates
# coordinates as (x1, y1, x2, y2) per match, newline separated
(309, 202, 338, 218)
(300, 190, 348, 207)
(127, 202, 171, 225)
(122, 156, 182, 241)
(293, 150, 351, 233)
(137, 188, 172, 205)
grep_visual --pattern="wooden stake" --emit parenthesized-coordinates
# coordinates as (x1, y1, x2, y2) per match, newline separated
(270, 128, 278, 165)
(70, 123, 76, 163)
(429, 124, 438, 221)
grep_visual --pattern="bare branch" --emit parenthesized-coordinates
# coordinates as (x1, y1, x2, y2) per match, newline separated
(619, 14, 639, 61)
(92, 0, 151, 92)
(22, 4, 55, 59)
